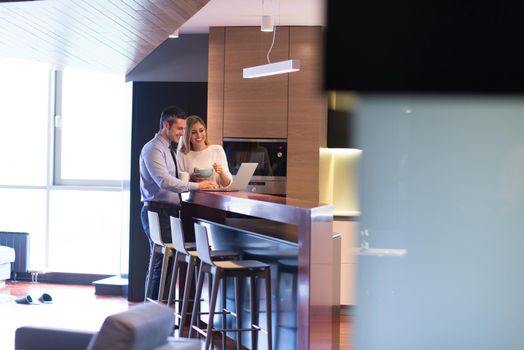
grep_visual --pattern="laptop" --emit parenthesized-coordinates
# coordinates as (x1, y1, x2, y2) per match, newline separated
(202, 162, 258, 192)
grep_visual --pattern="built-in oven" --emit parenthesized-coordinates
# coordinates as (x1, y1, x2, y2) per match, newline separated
(223, 138, 287, 195)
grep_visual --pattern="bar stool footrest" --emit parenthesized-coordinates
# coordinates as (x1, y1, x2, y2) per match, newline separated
(191, 325, 264, 335)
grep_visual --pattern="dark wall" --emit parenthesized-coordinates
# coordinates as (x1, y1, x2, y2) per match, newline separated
(129, 82, 207, 301)
(325, 0, 524, 93)
(126, 34, 209, 82)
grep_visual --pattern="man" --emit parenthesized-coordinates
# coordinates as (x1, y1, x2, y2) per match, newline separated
(139, 105, 217, 300)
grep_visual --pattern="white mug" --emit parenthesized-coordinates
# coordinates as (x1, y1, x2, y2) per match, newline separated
(179, 171, 189, 182)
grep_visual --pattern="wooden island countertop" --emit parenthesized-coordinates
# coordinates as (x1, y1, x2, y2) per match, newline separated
(181, 190, 338, 350)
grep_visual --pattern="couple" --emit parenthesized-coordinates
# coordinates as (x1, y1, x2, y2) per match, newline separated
(139, 105, 231, 300)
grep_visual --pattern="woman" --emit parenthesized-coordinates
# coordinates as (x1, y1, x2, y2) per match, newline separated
(177, 115, 233, 187)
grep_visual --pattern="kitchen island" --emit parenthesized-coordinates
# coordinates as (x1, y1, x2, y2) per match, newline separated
(180, 190, 338, 350)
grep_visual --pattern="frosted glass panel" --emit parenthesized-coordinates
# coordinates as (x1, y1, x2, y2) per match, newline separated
(355, 95, 524, 350)
(48, 190, 126, 274)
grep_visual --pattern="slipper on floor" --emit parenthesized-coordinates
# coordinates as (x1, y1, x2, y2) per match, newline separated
(38, 293, 53, 304)
(15, 295, 35, 305)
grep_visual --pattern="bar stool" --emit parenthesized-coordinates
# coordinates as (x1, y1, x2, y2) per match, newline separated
(167, 216, 241, 337)
(145, 210, 175, 303)
(189, 223, 272, 350)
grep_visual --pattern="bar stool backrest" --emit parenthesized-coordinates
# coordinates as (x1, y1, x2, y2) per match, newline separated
(194, 224, 214, 266)
(147, 210, 165, 246)
(170, 216, 189, 254)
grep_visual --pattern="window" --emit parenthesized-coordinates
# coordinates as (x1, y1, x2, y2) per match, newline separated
(0, 188, 47, 269)
(48, 189, 127, 274)
(0, 57, 49, 186)
(57, 67, 131, 185)
(0, 57, 130, 278)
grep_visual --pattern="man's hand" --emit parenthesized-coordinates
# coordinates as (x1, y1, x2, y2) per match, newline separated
(190, 173, 201, 182)
(198, 180, 218, 190)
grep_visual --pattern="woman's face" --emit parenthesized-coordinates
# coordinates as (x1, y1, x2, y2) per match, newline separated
(190, 121, 206, 148)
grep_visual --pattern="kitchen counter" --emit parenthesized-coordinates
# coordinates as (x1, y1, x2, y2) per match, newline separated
(180, 190, 338, 350)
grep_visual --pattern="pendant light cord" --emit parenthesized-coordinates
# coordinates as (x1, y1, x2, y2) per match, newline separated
(266, 25, 277, 64)
(265, 0, 279, 64)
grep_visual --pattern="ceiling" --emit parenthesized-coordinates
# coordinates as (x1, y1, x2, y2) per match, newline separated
(0, 0, 324, 75)
(180, 0, 325, 34)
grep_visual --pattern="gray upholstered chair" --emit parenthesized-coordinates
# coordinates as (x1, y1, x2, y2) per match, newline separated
(15, 302, 203, 350)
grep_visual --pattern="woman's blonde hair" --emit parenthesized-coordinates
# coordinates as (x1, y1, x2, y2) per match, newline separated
(180, 115, 209, 154)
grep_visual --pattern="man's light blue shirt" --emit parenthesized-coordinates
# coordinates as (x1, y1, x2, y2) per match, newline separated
(139, 133, 198, 204)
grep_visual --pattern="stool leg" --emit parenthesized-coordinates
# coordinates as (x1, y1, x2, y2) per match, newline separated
(221, 276, 227, 350)
(264, 269, 273, 350)
(145, 245, 160, 301)
(250, 276, 257, 350)
(189, 266, 206, 338)
(179, 256, 197, 337)
(234, 277, 241, 350)
(168, 252, 181, 307)
(206, 270, 221, 350)
(158, 249, 171, 302)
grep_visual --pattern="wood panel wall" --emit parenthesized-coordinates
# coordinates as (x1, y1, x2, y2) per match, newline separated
(223, 27, 289, 138)
(287, 27, 327, 202)
(207, 27, 225, 145)
(207, 26, 326, 202)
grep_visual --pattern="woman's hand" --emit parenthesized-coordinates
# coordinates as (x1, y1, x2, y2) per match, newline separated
(198, 180, 218, 190)
(213, 162, 232, 187)
(191, 167, 213, 182)
(212, 162, 223, 175)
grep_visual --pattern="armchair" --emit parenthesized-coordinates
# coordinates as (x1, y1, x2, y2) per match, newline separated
(15, 302, 203, 350)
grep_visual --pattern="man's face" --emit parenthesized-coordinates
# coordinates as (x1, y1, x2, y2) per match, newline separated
(165, 118, 186, 143)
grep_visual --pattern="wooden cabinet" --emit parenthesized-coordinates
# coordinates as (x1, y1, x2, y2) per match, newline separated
(223, 27, 289, 138)
(207, 27, 226, 145)
(287, 26, 326, 202)
(208, 27, 288, 140)
(208, 26, 326, 202)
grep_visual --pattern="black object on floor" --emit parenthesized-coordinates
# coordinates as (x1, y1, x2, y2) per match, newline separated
(92, 276, 128, 297)
(38, 293, 53, 304)
(15, 295, 34, 305)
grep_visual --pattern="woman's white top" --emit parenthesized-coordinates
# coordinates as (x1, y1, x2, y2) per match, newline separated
(177, 144, 233, 187)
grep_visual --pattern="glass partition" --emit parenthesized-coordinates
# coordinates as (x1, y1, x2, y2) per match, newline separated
(355, 94, 524, 350)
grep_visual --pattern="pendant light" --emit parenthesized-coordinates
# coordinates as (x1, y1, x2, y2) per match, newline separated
(243, 0, 300, 79)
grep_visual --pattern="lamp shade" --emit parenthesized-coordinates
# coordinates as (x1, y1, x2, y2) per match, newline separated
(243, 59, 300, 79)
(261, 15, 274, 32)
